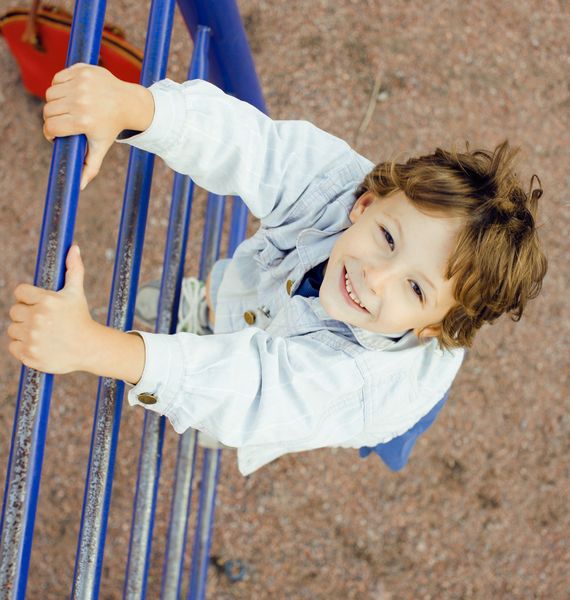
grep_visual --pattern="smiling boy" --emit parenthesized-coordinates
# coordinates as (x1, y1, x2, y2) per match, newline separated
(320, 189, 461, 338)
(7, 65, 547, 475)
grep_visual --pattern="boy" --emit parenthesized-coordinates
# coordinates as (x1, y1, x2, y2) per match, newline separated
(7, 64, 547, 475)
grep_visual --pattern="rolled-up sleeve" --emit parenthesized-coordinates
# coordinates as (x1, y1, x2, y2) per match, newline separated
(126, 328, 365, 448)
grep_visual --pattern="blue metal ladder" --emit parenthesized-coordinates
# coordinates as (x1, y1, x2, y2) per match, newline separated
(0, 1, 266, 597)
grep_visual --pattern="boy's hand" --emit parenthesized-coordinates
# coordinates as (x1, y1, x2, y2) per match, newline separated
(7, 245, 98, 374)
(43, 63, 154, 190)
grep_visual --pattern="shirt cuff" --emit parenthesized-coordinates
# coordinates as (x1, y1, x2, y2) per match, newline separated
(115, 79, 187, 155)
(125, 330, 185, 420)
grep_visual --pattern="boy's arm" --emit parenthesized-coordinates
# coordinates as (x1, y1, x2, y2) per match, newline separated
(7, 246, 367, 450)
(117, 78, 358, 224)
(43, 64, 360, 223)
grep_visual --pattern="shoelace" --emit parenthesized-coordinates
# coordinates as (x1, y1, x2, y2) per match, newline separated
(176, 277, 209, 334)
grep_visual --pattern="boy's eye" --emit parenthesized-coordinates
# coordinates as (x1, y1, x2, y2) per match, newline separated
(410, 280, 424, 302)
(381, 227, 395, 251)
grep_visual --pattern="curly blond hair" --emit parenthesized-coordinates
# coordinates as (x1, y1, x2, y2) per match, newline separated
(355, 140, 548, 349)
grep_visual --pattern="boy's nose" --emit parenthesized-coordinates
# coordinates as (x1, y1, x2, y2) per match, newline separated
(363, 262, 398, 296)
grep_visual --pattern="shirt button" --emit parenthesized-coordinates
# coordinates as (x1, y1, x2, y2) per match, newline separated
(243, 310, 256, 325)
(138, 392, 158, 405)
(286, 279, 294, 295)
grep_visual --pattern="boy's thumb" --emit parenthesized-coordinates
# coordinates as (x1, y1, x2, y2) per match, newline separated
(80, 140, 108, 191)
(64, 245, 85, 291)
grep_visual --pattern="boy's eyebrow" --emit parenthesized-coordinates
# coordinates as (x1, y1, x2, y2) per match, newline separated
(389, 214, 438, 302)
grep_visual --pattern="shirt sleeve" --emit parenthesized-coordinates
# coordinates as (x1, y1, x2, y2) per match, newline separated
(126, 328, 366, 448)
(115, 79, 355, 227)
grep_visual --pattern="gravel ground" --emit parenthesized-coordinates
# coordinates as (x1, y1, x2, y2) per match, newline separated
(0, 1, 568, 598)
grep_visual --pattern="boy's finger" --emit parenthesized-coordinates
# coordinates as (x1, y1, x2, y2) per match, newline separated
(9, 303, 31, 323)
(45, 81, 73, 102)
(51, 69, 74, 86)
(7, 322, 25, 342)
(64, 245, 85, 291)
(51, 62, 87, 85)
(8, 340, 26, 362)
(43, 99, 70, 120)
(42, 123, 55, 143)
(7, 341, 37, 371)
(43, 114, 76, 140)
(80, 142, 109, 190)
(13, 284, 45, 305)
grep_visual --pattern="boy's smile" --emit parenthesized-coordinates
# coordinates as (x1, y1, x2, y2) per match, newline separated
(319, 190, 463, 339)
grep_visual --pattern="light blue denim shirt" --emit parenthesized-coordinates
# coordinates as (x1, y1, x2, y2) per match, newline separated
(119, 79, 464, 476)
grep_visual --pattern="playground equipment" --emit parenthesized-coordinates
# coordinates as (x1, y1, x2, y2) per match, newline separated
(0, 1, 264, 598)
(0, 1, 455, 597)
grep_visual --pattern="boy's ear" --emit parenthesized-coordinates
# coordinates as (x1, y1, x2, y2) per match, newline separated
(349, 192, 376, 223)
(415, 323, 442, 339)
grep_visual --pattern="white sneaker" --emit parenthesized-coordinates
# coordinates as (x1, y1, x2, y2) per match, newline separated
(176, 277, 210, 335)
(135, 277, 210, 334)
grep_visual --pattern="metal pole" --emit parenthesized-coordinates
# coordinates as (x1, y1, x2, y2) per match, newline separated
(228, 197, 249, 258)
(158, 26, 211, 600)
(176, 0, 267, 112)
(186, 174, 250, 600)
(0, 2, 107, 598)
(172, 2, 267, 597)
(70, 1, 176, 598)
(170, 160, 227, 600)
(198, 194, 226, 283)
(187, 449, 222, 600)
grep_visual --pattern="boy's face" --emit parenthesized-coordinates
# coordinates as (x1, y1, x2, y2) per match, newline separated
(319, 190, 462, 338)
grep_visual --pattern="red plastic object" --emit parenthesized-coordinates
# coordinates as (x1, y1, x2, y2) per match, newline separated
(0, 4, 143, 98)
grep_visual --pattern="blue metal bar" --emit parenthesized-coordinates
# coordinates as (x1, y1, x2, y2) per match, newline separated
(0, 2, 107, 598)
(122, 25, 211, 600)
(184, 196, 247, 599)
(187, 449, 222, 600)
(172, 2, 267, 597)
(176, 0, 267, 113)
(176, 192, 225, 599)
(70, 2, 177, 599)
(198, 194, 227, 281)
(158, 27, 211, 600)
(179, 193, 227, 600)
(228, 197, 249, 257)
(160, 432, 198, 600)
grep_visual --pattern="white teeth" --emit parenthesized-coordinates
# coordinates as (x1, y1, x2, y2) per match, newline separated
(345, 272, 366, 308)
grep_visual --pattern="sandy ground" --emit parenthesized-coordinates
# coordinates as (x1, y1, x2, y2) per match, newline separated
(0, 0, 568, 598)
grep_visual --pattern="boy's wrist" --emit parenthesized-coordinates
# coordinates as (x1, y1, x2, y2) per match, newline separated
(81, 322, 146, 385)
(122, 83, 155, 133)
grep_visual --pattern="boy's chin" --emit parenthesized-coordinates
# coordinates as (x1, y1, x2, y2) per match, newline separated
(320, 297, 412, 336)
(318, 293, 349, 323)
